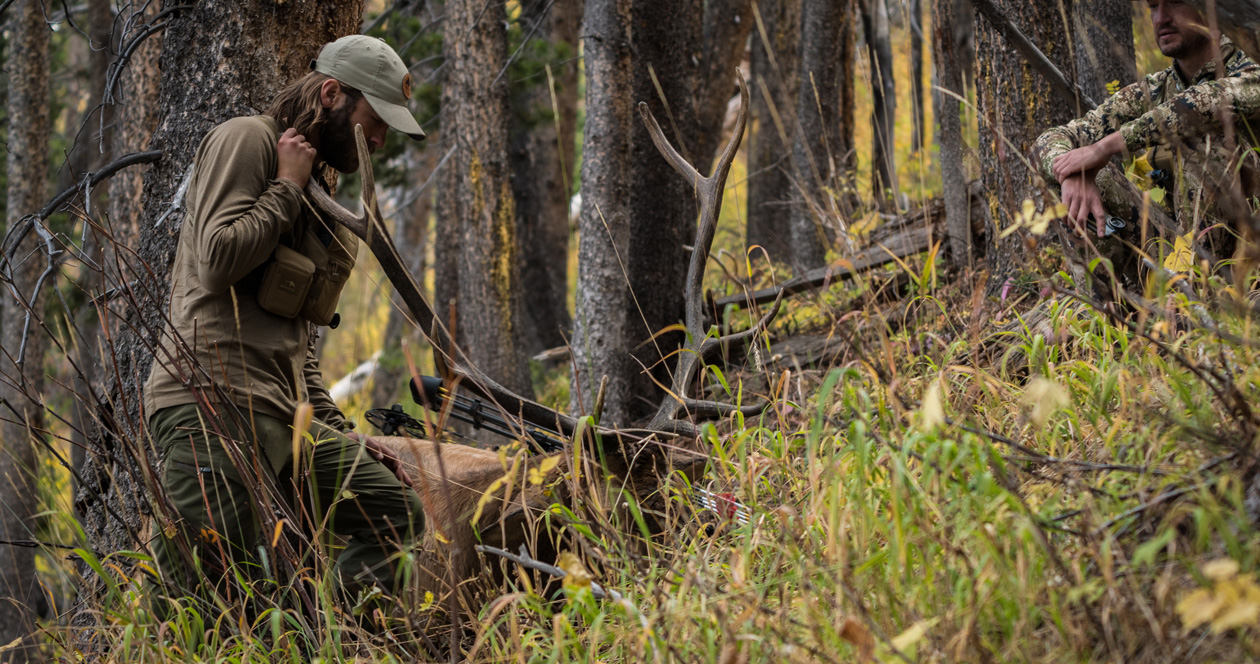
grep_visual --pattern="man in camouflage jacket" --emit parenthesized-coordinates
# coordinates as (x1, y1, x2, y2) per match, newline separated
(1033, 0, 1260, 265)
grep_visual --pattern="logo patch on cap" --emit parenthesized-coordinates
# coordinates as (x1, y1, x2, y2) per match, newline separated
(402, 73, 413, 100)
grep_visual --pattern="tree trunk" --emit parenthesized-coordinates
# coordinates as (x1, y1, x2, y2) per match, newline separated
(910, 0, 926, 153)
(510, 0, 583, 356)
(974, 0, 1077, 295)
(1075, 0, 1135, 103)
(746, 0, 802, 263)
(438, 0, 534, 395)
(933, 0, 974, 264)
(69, 0, 118, 483)
(1187, 0, 1260, 64)
(790, 0, 849, 270)
(73, 0, 360, 632)
(0, 1, 51, 656)
(864, 0, 898, 207)
(372, 146, 437, 408)
(571, 0, 703, 427)
(694, 0, 755, 173)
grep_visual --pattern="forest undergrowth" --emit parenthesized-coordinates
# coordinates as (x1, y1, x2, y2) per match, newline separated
(31, 225, 1260, 662)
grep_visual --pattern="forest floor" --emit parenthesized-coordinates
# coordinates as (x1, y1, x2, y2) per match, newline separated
(39, 202, 1260, 663)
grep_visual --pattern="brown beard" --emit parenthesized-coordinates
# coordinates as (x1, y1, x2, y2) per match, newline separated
(318, 99, 360, 174)
(1160, 28, 1210, 62)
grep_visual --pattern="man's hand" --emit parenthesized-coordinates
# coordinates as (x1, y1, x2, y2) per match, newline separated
(1060, 174, 1108, 238)
(277, 127, 317, 186)
(345, 431, 416, 490)
(1052, 131, 1125, 182)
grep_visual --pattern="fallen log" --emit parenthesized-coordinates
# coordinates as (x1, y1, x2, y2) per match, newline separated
(715, 182, 985, 311)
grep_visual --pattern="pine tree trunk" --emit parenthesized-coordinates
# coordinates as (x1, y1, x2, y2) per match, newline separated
(439, 0, 533, 395)
(864, 0, 898, 207)
(790, 0, 849, 270)
(974, 0, 1077, 295)
(571, 0, 703, 427)
(511, 0, 582, 356)
(1075, 0, 1135, 102)
(0, 2, 51, 655)
(746, 0, 802, 262)
(933, 0, 974, 264)
(693, 0, 755, 172)
(73, 1, 360, 633)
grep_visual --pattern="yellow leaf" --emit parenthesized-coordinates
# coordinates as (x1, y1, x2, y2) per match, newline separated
(1024, 378, 1069, 428)
(1018, 198, 1037, 225)
(891, 620, 932, 651)
(1106, 79, 1122, 96)
(528, 455, 561, 485)
(434, 531, 450, 544)
(470, 477, 506, 526)
(271, 519, 287, 547)
(419, 590, 435, 611)
(850, 211, 881, 239)
(1164, 231, 1195, 272)
(1211, 580, 1260, 633)
(557, 552, 593, 594)
(1177, 588, 1223, 630)
(1029, 204, 1065, 236)
(920, 380, 945, 430)
(1149, 186, 1166, 205)
(1204, 558, 1240, 582)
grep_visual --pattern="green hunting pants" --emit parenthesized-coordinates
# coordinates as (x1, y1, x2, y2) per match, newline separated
(148, 404, 423, 599)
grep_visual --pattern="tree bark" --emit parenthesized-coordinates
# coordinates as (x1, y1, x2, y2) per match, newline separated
(693, 0, 755, 173)
(510, 0, 583, 356)
(974, 0, 1077, 295)
(1187, 0, 1260, 64)
(790, 0, 850, 270)
(746, 0, 802, 263)
(0, 1, 51, 656)
(74, 0, 360, 632)
(910, 0, 926, 153)
(1075, 0, 1135, 103)
(933, 0, 974, 265)
(438, 0, 534, 395)
(864, 0, 898, 206)
(571, 0, 703, 427)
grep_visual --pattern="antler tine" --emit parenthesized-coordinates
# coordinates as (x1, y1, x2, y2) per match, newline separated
(637, 102, 702, 188)
(353, 124, 381, 243)
(644, 73, 763, 433)
(711, 73, 749, 195)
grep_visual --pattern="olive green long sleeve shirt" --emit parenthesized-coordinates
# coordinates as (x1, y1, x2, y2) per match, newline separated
(144, 115, 347, 430)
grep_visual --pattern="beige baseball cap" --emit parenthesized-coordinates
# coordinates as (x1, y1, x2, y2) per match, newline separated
(313, 35, 426, 140)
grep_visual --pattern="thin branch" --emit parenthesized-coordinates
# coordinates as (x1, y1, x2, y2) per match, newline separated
(36, 150, 163, 221)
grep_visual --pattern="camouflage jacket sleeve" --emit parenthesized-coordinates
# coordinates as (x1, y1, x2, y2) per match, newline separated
(1118, 63, 1260, 154)
(1031, 77, 1157, 182)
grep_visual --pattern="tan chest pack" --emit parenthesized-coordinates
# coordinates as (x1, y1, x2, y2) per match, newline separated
(257, 207, 358, 326)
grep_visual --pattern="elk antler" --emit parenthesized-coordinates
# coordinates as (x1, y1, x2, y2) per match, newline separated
(638, 73, 783, 436)
(304, 125, 582, 438)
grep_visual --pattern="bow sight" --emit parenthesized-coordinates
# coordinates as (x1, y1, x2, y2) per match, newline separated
(364, 376, 566, 454)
